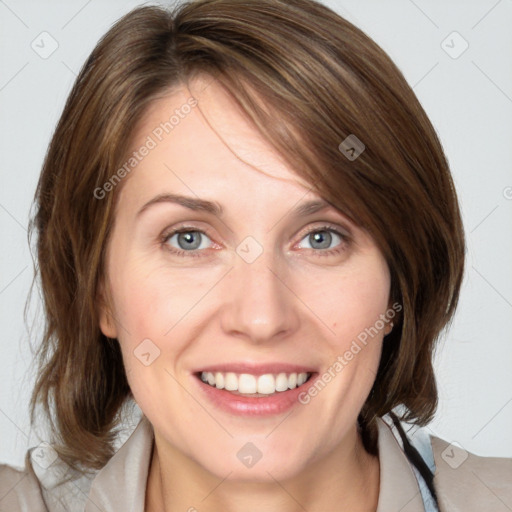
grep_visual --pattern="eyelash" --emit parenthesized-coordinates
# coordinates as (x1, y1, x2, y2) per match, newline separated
(160, 224, 351, 259)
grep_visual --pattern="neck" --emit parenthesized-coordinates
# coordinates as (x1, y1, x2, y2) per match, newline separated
(145, 426, 380, 512)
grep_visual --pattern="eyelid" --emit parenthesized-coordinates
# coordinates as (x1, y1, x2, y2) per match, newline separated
(160, 223, 218, 246)
(159, 220, 352, 257)
(161, 220, 351, 241)
(294, 221, 352, 243)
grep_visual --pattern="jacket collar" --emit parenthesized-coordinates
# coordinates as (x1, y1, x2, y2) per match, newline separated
(84, 416, 153, 512)
(375, 417, 427, 511)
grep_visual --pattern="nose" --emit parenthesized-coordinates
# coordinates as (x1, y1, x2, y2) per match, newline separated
(219, 243, 301, 344)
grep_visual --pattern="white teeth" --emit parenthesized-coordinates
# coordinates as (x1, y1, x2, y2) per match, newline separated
(239, 374, 257, 394)
(200, 371, 310, 395)
(257, 374, 275, 394)
(297, 372, 308, 386)
(224, 372, 237, 391)
(275, 373, 289, 392)
(214, 372, 225, 389)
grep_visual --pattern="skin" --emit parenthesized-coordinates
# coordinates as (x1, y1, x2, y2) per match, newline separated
(99, 75, 392, 512)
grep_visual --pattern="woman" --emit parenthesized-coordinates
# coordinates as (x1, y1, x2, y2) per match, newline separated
(1, 0, 510, 511)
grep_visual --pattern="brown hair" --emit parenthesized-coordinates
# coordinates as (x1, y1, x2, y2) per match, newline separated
(29, 0, 465, 472)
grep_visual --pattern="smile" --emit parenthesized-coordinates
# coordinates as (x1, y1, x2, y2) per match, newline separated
(199, 371, 312, 396)
(193, 365, 319, 416)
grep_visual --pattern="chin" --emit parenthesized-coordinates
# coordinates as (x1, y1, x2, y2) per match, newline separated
(193, 441, 312, 483)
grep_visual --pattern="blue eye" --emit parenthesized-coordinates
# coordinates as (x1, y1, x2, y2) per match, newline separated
(162, 228, 213, 257)
(160, 224, 350, 258)
(299, 229, 342, 250)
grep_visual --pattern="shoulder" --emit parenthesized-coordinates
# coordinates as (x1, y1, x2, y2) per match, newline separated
(430, 434, 512, 511)
(0, 463, 47, 511)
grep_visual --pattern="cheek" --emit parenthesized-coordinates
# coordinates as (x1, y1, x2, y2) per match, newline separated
(110, 257, 202, 339)
(306, 258, 391, 351)
(108, 265, 185, 412)
(297, 255, 390, 407)
(107, 257, 222, 387)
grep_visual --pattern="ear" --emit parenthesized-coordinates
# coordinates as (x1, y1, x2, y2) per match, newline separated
(384, 297, 400, 336)
(384, 321, 394, 336)
(98, 281, 118, 339)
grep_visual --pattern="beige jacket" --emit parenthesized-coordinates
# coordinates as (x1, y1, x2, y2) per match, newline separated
(1, 415, 511, 511)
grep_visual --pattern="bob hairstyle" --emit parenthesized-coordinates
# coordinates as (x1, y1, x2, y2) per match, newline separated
(29, 0, 465, 472)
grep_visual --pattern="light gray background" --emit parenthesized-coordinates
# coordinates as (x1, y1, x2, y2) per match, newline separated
(1, 0, 511, 468)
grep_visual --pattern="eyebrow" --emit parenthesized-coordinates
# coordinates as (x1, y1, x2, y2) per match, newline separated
(136, 193, 335, 219)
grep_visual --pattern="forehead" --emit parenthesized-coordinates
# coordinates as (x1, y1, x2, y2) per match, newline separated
(118, 75, 319, 207)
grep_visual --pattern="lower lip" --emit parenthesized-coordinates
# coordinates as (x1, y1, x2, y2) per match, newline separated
(194, 374, 317, 416)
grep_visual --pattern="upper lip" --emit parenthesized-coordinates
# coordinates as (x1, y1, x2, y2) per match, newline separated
(194, 363, 317, 376)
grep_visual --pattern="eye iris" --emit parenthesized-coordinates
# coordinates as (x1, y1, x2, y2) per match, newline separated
(178, 231, 202, 250)
(172, 229, 337, 252)
(310, 230, 332, 249)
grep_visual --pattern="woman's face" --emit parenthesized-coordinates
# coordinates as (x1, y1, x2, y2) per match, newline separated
(99, 76, 392, 482)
